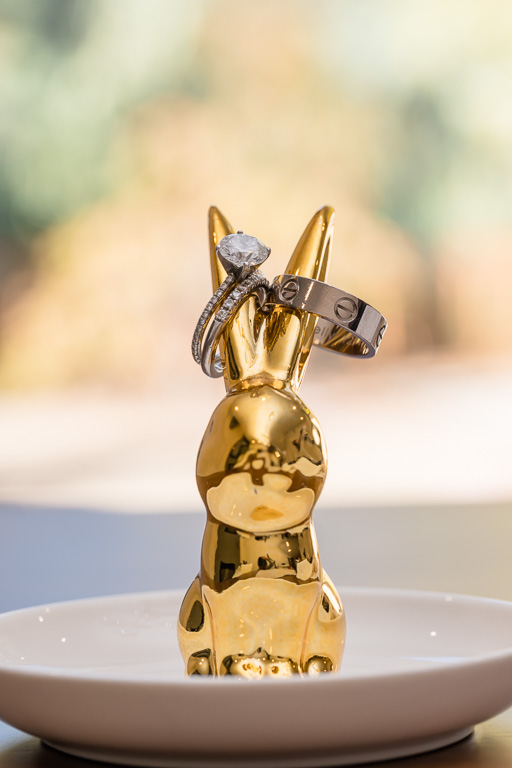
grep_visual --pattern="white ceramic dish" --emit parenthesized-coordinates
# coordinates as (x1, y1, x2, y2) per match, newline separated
(0, 588, 512, 767)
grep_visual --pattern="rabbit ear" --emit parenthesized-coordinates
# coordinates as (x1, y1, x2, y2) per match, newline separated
(208, 206, 234, 291)
(283, 206, 334, 387)
(286, 205, 333, 283)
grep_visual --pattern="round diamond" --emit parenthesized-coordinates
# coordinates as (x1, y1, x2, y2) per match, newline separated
(216, 232, 270, 271)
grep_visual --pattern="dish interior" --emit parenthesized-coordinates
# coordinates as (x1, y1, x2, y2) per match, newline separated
(1, 588, 511, 679)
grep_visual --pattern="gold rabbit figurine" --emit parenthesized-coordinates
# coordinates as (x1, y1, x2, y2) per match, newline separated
(178, 206, 345, 677)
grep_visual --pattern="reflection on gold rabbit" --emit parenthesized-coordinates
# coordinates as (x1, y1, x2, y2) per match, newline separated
(178, 206, 345, 677)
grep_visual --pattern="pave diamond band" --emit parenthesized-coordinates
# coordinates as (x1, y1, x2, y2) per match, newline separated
(191, 273, 237, 365)
(271, 274, 387, 359)
(200, 270, 269, 378)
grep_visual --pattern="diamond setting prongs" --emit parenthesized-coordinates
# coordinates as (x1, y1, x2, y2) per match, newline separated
(216, 232, 270, 274)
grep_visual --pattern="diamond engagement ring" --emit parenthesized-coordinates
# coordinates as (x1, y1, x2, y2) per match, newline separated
(191, 232, 271, 374)
(271, 274, 387, 358)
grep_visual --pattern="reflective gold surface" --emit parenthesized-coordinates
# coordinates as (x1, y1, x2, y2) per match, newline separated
(178, 207, 345, 676)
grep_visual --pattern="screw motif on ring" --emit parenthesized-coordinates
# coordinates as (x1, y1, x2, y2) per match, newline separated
(280, 278, 300, 301)
(334, 297, 358, 323)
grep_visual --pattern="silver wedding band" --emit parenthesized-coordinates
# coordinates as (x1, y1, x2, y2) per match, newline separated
(271, 274, 387, 358)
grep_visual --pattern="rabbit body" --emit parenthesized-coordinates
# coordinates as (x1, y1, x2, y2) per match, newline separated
(178, 384, 345, 676)
(178, 206, 345, 677)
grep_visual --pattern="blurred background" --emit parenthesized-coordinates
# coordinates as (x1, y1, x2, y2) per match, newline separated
(0, 0, 511, 514)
